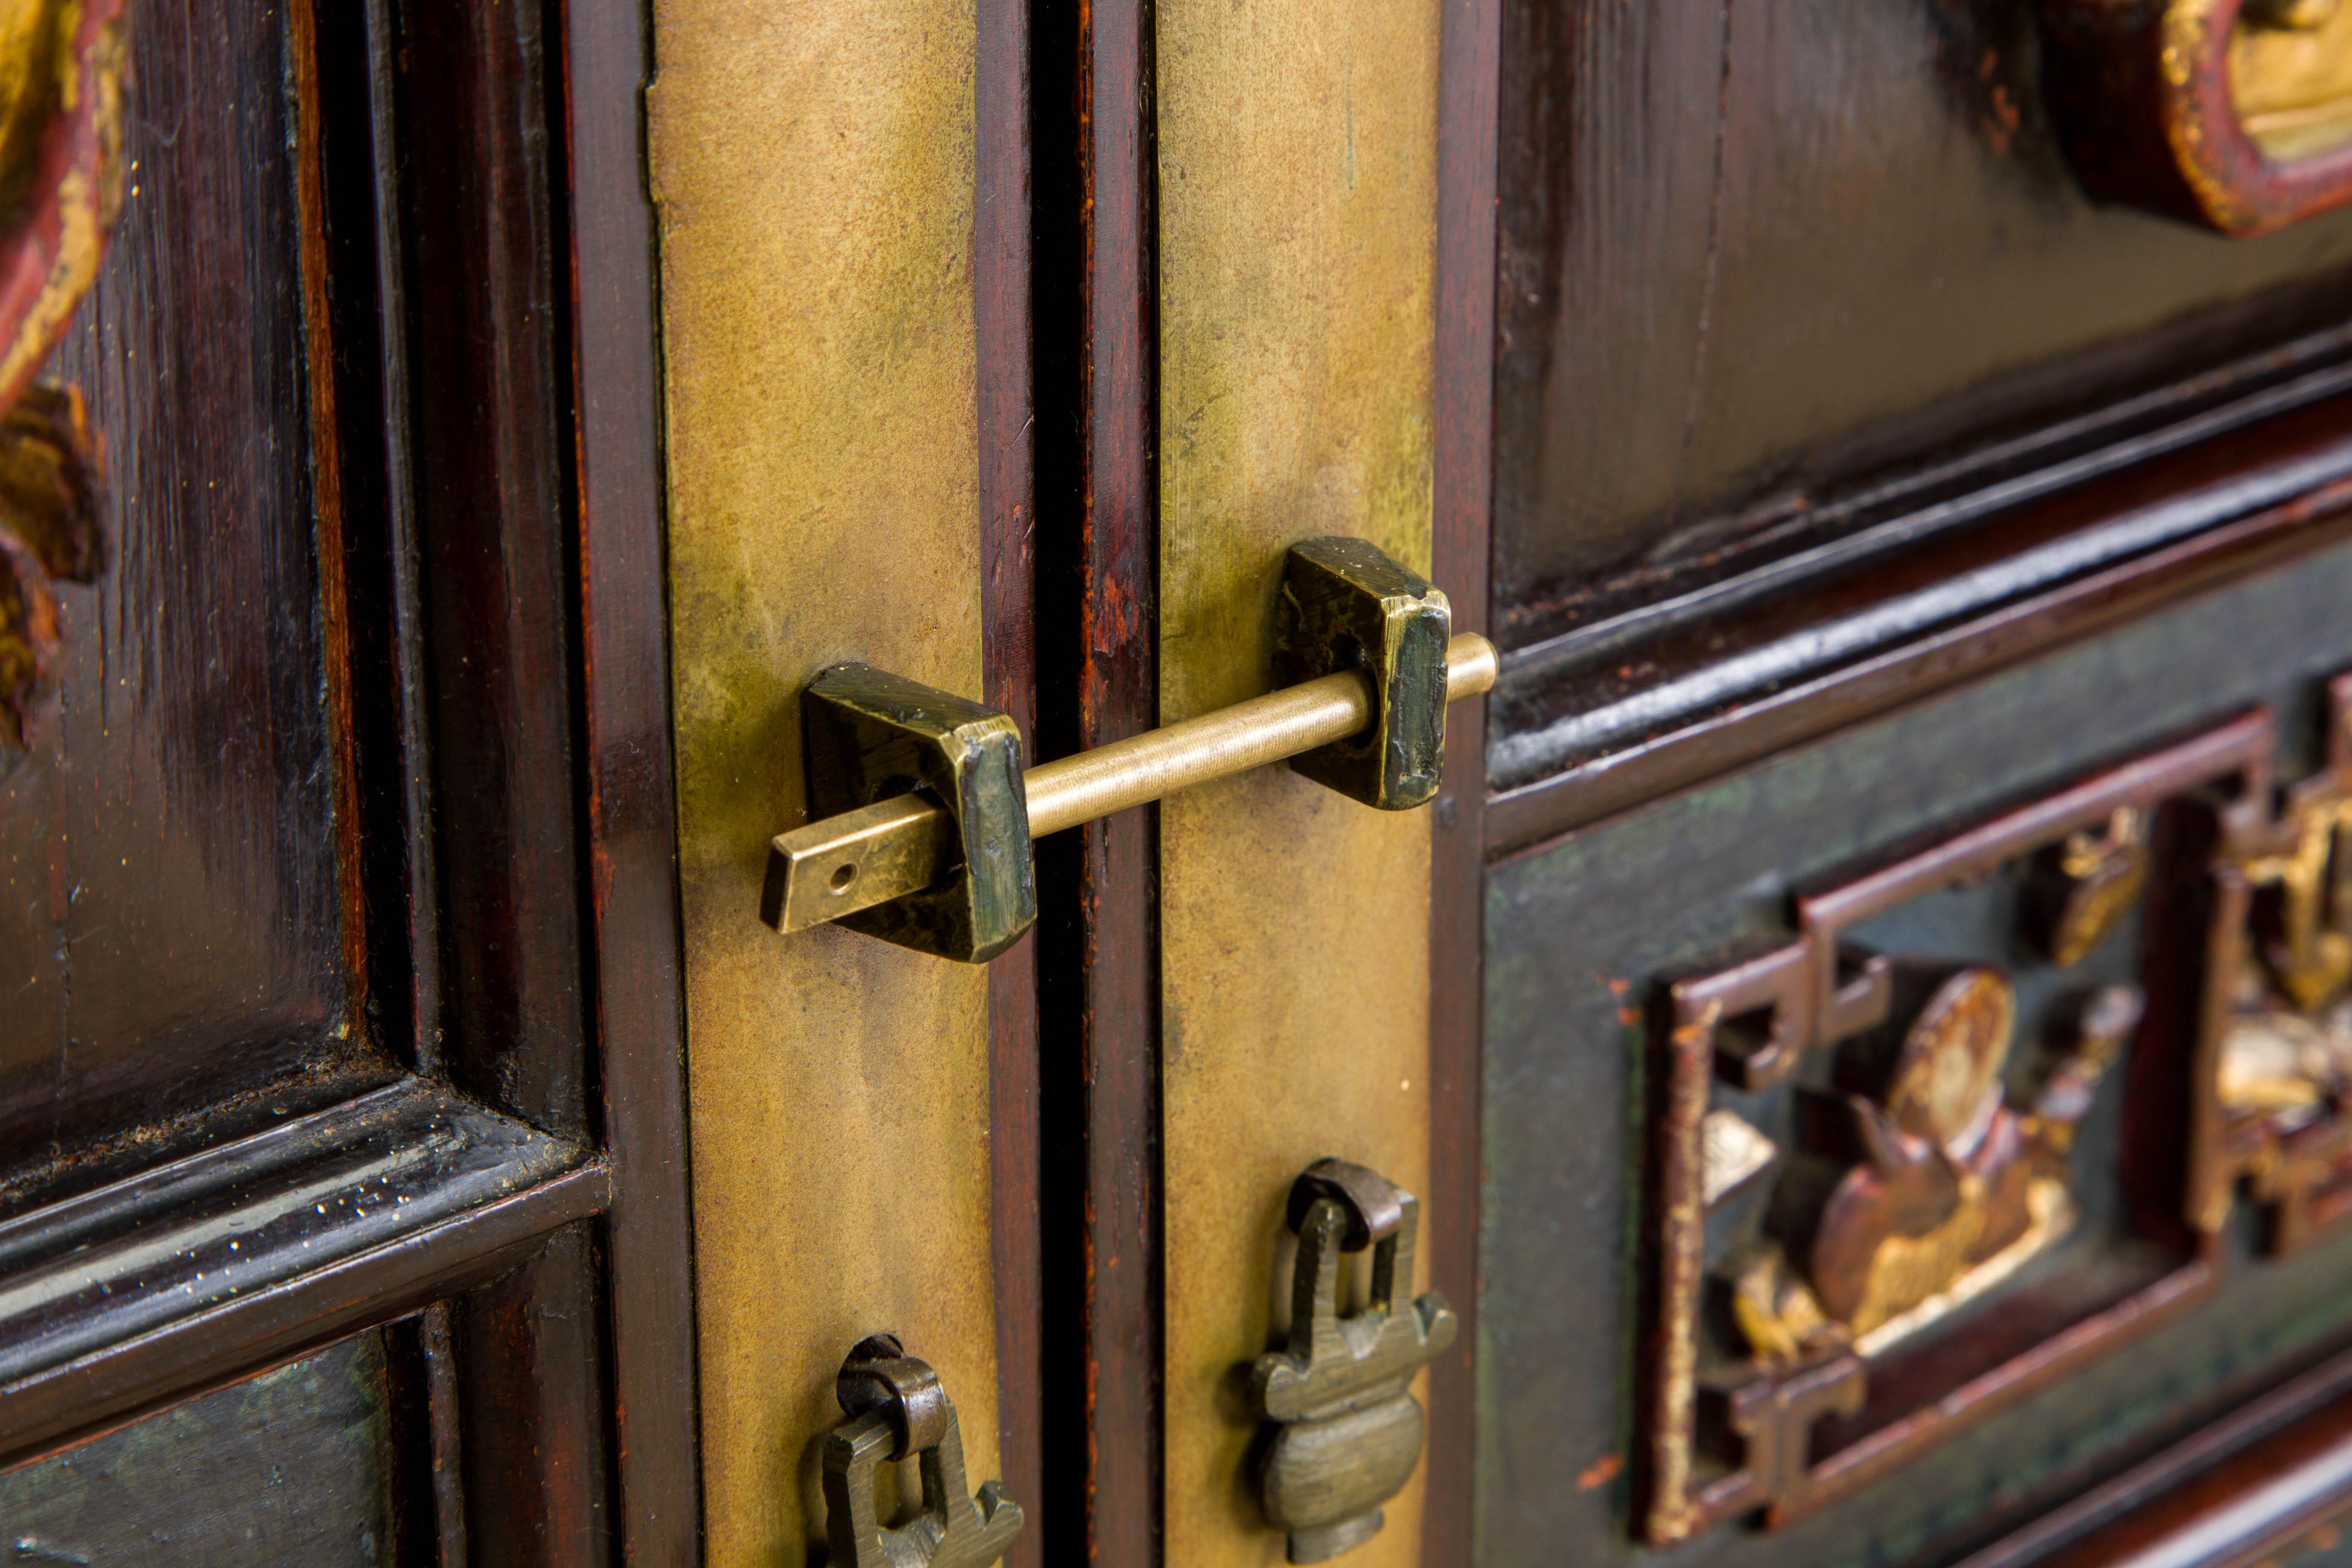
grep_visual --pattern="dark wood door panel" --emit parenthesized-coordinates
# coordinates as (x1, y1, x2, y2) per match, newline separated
(1495, 0, 2352, 653)
(0, 0, 389, 1213)
(0, 0, 691, 1554)
(1477, 537, 2352, 1566)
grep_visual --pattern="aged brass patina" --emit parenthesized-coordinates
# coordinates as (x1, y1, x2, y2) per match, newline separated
(1275, 537, 1451, 811)
(1250, 1160, 1457, 1564)
(765, 541, 1495, 958)
(784, 663, 1036, 963)
(651, 0, 1004, 1545)
(822, 1336, 1024, 1568)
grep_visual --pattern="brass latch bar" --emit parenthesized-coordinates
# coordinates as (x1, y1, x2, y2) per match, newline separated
(767, 632, 1497, 936)
(762, 538, 1495, 960)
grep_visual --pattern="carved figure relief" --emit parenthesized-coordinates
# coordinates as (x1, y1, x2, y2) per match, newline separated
(0, 0, 125, 757)
(1644, 715, 2282, 1543)
(1728, 969, 2142, 1369)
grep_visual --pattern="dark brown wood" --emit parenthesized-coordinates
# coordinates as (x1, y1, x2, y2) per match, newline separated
(1487, 393, 2352, 856)
(395, 0, 591, 1141)
(0, 1, 680, 1556)
(0, 1152, 608, 1475)
(457, 1223, 613, 1568)
(1492, 0, 2352, 655)
(1424, 0, 1499, 1557)
(1034, 0, 1161, 1555)
(2035, 1389, 2352, 1567)
(420, 1301, 472, 1565)
(555, 0, 703, 1559)
(976, 0, 1044, 1555)
(0, 0, 392, 1214)
(1956, 1339, 2352, 1568)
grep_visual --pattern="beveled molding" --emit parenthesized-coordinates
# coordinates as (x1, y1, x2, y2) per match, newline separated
(1642, 683, 2352, 1542)
(1485, 374, 2352, 858)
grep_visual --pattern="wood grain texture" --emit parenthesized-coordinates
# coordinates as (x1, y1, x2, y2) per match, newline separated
(1424, 0, 1500, 1556)
(1031, 0, 1161, 1556)
(0, 0, 386, 1211)
(556, 0, 704, 1556)
(456, 1225, 613, 1568)
(397, 0, 591, 1143)
(1487, 393, 2352, 850)
(1492, 0, 2352, 652)
(1154, 0, 1442, 1559)
(975, 0, 1041, 1553)
(646, 2, 1002, 1559)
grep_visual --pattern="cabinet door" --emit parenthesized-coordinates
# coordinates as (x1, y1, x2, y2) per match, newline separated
(0, 3, 691, 1561)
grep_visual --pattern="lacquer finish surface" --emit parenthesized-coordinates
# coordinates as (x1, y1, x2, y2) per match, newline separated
(0, 5, 377, 1210)
(1494, 0, 2352, 650)
(1480, 540, 2352, 1566)
(647, 0, 1001, 1558)
(1154, 0, 1441, 1559)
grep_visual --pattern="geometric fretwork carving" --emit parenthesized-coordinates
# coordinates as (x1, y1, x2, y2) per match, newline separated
(1645, 712, 2287, 1542)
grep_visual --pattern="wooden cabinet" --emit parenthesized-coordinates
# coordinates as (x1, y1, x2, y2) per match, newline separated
(12, 0, 2352, 1565)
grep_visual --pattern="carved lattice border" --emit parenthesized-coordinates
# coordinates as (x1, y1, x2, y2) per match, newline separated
(1642, 710, 2284, 1542)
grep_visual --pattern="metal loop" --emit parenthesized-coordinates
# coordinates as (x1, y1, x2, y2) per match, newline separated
(837, 1334, 952, 1459)
(1286, 1158, 1404, 1251)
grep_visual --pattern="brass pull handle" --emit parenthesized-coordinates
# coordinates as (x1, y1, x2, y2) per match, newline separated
(1250, 1159, 1458, 1563)
(822, 1335, 1025, 1568)
(2041, 0, 2352, 234)
(762, 538, 1497, 961)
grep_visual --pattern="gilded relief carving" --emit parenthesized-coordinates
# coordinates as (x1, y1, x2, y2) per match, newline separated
(1643, 688, 2352, 1543)
(2219, 676, 2352, 1252)
(2233, 0, 2352, 160)
(0, 0, 122, 758)
(1730, 971, 2140, 1367)
(2041, 0, 2352, 233)
(1644, 717, 2279, 1543)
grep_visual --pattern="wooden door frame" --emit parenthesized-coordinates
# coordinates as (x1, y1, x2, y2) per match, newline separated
(0, 3, 700, 1560)
(1426, 0, 1504, 1559)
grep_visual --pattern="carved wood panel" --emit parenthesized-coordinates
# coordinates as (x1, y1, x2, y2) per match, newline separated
(1638, 698, 2352, 1541)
